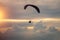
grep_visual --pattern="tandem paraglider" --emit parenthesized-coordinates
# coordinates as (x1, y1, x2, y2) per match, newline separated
(24, 4, 40, 23)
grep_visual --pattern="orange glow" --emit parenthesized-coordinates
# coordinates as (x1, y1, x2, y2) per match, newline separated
(0, 18, 60, 23)
(41, 18, 60, 22)
(0, 3, 8, 19)
(0, 8, 5, 19)
(27, 26, 34, 30)
(0, 3, 9, 25)
(0, 19, 29, 22)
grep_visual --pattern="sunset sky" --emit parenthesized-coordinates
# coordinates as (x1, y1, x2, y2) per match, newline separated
(0, 0, 60, 40)
(0, 0, 60, 19)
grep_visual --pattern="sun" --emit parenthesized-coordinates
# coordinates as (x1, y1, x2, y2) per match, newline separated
(0, 6, 5, 19)
(0, 9, 5, 19)
(0, 3, 9, 25)
(0, 3, 9, 20)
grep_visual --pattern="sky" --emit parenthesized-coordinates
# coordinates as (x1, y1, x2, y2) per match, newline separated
(0, 0, 60, 40)
(0, 0, 60, 19)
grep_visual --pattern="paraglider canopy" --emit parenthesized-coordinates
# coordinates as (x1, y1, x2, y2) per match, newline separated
(24, 4, 40, 13)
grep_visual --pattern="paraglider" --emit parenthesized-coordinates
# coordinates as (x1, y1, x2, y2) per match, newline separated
(29, 21, 31, 23)
(24, 4, 40, 23)
(24, 4, 40, 13)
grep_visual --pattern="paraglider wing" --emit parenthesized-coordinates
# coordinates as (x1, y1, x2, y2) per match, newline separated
(24, 4, 40, 13)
